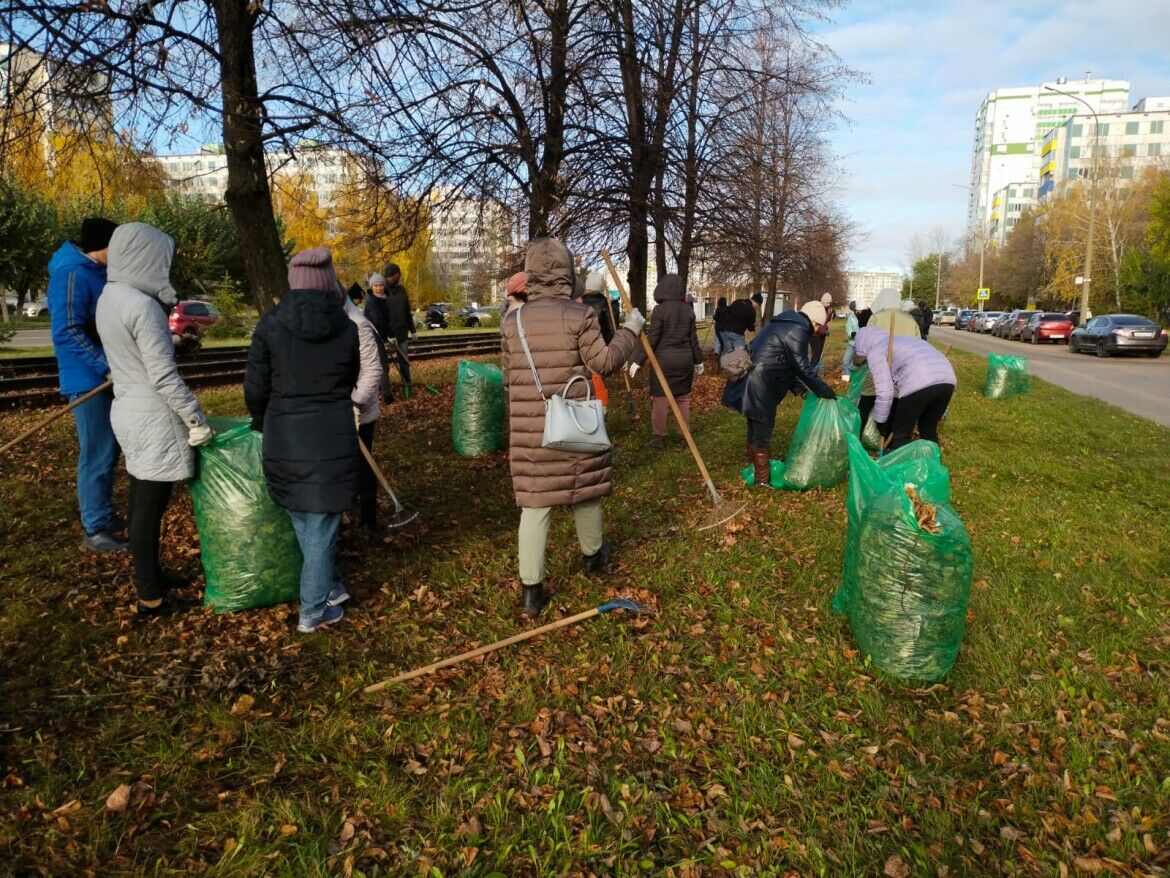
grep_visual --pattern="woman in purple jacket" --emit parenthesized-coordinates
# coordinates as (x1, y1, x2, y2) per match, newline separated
(853, 326, 956, 450)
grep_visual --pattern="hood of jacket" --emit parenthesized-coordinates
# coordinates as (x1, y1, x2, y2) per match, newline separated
(276, 288, 350, 341)
(870, 288, 901, 314)
(768, 310, 812, 332)
(105, 223, 178, 307)
(47, 240, 105, 279)
(853, 325, 888, 360)
(585, 269, 608, 294)
(653, 274, 685, 304)
(524, 238, 574, 301)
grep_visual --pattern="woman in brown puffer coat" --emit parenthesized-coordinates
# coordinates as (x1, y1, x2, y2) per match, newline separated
(500, 239, 645, 617)
(629, 274, 703, 449)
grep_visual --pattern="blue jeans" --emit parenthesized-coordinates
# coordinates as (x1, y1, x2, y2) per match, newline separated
(718, 331, 746, 352)
(286, 510, 342, 622)
(70, 389, 120, 535)
(842, 340, 856, 376)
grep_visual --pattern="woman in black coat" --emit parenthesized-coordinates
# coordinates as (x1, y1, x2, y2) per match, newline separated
(244, 247, 360, 633)
(722, 302, 836, 484)
(629, 274, 703, 449)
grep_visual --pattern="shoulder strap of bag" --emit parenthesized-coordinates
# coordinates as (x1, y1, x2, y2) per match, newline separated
(886, 312, 896, 362)
(514, 305, 546, 400)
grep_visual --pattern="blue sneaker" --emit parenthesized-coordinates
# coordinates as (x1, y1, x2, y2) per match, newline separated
(297, 604, 344, 633)
(326, 584, 351, 607)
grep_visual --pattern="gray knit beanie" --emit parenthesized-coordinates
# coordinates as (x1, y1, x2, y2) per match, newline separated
(287, 247, 339, 292)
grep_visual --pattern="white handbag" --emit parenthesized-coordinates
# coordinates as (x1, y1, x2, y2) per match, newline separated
(515, 305, 612, 454)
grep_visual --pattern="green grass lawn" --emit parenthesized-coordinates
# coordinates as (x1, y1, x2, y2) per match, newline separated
(0, 342, 1167, 876)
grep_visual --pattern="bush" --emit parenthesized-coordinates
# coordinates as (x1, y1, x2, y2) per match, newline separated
(445, 312, 468, 330)
(205, 275, 252, 339)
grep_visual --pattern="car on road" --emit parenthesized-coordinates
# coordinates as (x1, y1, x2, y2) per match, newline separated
(168, 300, 220, 337)
(1068, 314, 1167, 358)
(954, 309, 977, 330)
(1002, 309, 1034, 340)
(973, 311, 1004, 333)
(989, 312, 1014, 337)
(425, 303, 452, 329)
(22, 300, 49, 318)
(934, 308, 958, 326)
(458, 305, 497, 328)
(1020, 312, 1074, 344)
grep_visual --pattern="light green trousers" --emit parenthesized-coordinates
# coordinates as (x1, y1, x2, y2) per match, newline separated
(518, 499, 604, 585)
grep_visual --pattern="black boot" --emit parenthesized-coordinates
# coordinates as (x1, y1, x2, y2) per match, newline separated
(582, 543, 612, 577)
(520, 583, 549, 617)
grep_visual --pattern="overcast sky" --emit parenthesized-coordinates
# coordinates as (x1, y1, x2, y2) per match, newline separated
(818, 0, 1170, 273)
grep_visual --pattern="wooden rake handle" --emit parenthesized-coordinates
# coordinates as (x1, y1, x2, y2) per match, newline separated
(601, 251, 721, 504)
(0, 380, 113, 457)
(364, 606, 602, 692)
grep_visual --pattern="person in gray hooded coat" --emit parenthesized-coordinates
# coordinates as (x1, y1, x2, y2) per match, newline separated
(95, 222, 213, 616)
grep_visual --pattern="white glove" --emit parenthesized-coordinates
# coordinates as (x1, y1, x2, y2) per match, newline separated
(694, 362, 705, 376)
(623, 308, 646, 336)
(187, 422, 214, 447)
(354, 407, 362, 430)
(628, 362, 641, 379)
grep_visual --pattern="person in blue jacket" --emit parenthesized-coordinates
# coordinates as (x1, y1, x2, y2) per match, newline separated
(47, 217, 125, 552)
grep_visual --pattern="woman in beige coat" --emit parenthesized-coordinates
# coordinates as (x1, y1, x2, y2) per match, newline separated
(500, 239, 645, 616)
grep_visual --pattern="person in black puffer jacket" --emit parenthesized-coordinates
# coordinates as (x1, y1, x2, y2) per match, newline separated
(582, 270, 615, 343)
(629, 275, 703, 449)
(245, 247, 360, 633)
(365, 264, 416, 396)
(722, 301, 836, 485)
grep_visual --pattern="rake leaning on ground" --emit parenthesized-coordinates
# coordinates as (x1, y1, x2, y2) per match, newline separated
(0, 379, 113, 457)
(600, 251, 746, 532)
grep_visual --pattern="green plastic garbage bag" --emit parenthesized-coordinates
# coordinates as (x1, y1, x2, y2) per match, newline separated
(833, 434, 972, 682)
(983, 352, 1029, 398)
(741, 395, 861, 490)
(190, 417, 303, 613)
(452, 360, 505, 456)
(847, 366, 882, 451)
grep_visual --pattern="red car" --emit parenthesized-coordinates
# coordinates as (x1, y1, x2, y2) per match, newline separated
(1019, 311, 1073, 344)
(168, 300, 220, 337)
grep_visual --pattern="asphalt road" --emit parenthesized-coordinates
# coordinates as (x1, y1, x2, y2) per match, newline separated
(4, 329, 52, 349)
(931, 325, 1170, 428)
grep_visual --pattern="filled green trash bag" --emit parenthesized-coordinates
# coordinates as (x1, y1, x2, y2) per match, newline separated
(983, 352, 1029, 398)
(742, 394, 861, 490)
(847, 366, 883, 452)
(452, 360, 505, 456)
(833, 434, 972, 683)
(190, 417, 303, 613)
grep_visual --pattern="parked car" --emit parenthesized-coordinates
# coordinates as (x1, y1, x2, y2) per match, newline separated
(990, 312, 1015, 337)
(168, 300, 220, 337)
(933, 308, 958, 326)
(954, 309, 977, 330)
(1003, 309, 1034, 340)
(1068, 314, 1168, 358)
(458, 305, 497, 328)
(425, 303, 452, 329)
(1020, 312, 1074, 344)
(23, 300, 49, 318)
(974, 311, 1003, 333)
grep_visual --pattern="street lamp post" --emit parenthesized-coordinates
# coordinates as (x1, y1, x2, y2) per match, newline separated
(1044, 85, 1098, 326)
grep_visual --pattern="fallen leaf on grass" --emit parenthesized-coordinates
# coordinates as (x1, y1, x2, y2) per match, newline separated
(279, 824, 298, 837)
(54, 798, 82, 816)
(338, 820, 355, 844)
(230, 694, 255, 715)
(884, 854, 911, 878)
(104, 785, 131, 813)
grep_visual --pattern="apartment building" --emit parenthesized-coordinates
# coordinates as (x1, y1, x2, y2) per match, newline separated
(158, 145, 360, 207)
(987, 181, 1038, 247)
(846, 270, 904, 310)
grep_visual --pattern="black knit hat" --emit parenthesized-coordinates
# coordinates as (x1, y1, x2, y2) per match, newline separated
(382, 262, 401, 280)
(79, 217, 118, 253)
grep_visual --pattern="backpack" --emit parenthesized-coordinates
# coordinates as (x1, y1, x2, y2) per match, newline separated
(720, 347, 754, 381)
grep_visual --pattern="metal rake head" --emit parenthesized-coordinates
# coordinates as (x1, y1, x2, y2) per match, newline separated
(597, 598, 653, 615)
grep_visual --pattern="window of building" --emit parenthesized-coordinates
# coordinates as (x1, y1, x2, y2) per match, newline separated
(1094, 123, 1109, 136)
(1125, 121, 1140, 135)
(1150, 143, 1162, 157)
(1121, 144, 1137, 157)
(1069, 146, 1081, 158)
(1120, 165, 1134, 180)
(1152, 121, 1165, 134)
(1071, 124, 1083, 137)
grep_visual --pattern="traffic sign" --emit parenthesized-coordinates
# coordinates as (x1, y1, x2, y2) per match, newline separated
(976, 288, 990, 300)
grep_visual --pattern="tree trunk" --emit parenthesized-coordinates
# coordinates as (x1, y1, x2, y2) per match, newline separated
(215, 0, 288, 314)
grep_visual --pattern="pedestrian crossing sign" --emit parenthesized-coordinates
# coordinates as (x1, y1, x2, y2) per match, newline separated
(976, 288, 990, 300)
